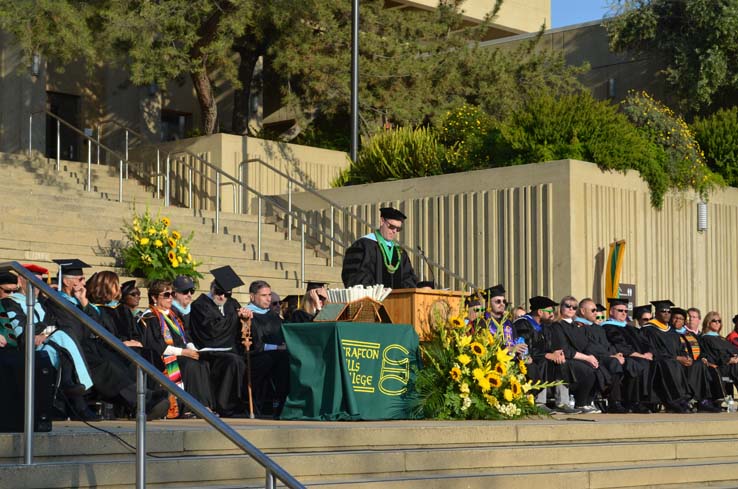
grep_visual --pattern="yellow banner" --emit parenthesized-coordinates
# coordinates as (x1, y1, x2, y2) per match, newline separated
(605, 240, 626, 300)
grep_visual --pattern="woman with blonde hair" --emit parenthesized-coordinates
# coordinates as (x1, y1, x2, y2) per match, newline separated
(289, 282, 329, 323)
(700, 311, 738, 386)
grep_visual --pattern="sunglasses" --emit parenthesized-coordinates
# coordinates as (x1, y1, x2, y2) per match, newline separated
(318, 295, 327, 302)
(562, 303, 577, 310)
(0, 287, 17, 294)
(596, 315, 606, 320)
(711, 318, 722, 323)
(179, 288, 196, 295)
(386, 223, 402, 232)
(641, 316, 653, 321)
(658, 309, 671, 313)
(490, 299, 507, 305)
(614, 308, 628, 313)
(471, 306, 484, 313)
(213, 288, 232, 298)
(541, 308, 554, 314)
(158, 291, 173, 298)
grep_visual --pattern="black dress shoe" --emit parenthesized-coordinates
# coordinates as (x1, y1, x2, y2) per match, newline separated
(74, 407, 103, 422)
(697, 399, 722, 413)
(146, 397, 170, 420)
(607, 401, 628, 413)
(628, 402, 651, 414)
(665, 401, 688, 413)
(62, 383, 86, 397)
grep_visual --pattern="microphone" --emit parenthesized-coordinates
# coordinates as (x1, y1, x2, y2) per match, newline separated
(416, 245, 436, 288)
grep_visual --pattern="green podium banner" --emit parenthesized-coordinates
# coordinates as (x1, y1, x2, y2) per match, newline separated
(280, 322, 421, 420)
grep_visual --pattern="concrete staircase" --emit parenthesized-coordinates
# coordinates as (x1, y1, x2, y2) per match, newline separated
(3, 414, 738, 488)
(0, 152, 342, 299)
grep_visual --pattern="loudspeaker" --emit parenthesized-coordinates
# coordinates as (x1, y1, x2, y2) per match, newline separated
(0, 349, 56, 432)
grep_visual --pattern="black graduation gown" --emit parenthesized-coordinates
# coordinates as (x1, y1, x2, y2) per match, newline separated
(701, 334, 738, 384)
(248, 309, 290, 411)
(341, 237, 417, 289)
(189, 294, 246, 416)
(550, 320, 600, 405)
(44, 296, 138, 406)
(512, 316, 566, 384)
(602, 323, 653, 403)
(287, 309, 316, 323)
(640, 324, 692, 403)
(678, 331, 722, 400)
(139, 310, 214, 409)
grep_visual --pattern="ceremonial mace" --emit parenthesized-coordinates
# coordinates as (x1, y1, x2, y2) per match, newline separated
(240, 317, 255, 419)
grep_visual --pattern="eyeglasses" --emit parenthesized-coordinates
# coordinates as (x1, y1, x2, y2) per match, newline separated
(562, 303, 577, 310)
(641, 316, 653, 321)
(471, 306, 484, 313)
(541, 308, 554, 314)
(587, 308, 597, 313)
(386, 223, 402, 232)
(491, 299, 507, 305)
(0, 287, 16, 294)
(711, 318, 722, 323)
(179, 288, 196, 295)
(614, 308, 628, 313)
(158, 291, 173, 298)
(658, 309, 671, 313)
(213, 288, 232, 298)
(596, 315, 606, 321)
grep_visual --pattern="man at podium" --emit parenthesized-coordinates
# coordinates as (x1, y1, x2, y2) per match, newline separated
(342, 207, 418, 289)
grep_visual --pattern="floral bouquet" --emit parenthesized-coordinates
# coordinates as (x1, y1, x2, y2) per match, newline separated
(120, 209, 202, 282)
(412, 313, 560, 420)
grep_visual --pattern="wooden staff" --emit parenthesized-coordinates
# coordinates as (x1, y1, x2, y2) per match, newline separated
(240, 317, 255, 419)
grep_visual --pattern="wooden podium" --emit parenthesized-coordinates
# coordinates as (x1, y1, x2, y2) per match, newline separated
(382, 288, 466, 341)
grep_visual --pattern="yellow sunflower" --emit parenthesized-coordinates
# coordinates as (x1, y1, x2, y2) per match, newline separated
(167, 238, 177, 248)
(470, 342, 486, 357)
(449, 316, 464, 329)
(495, 362, 508, 376)
(161, 216, 170, 227)
(477, 376, 491, 392)
(139, 237, 150, 246)
(167, 250, 176, 262)
(450, 366, 462, 381)
(487, 372, 502, 388)
(472, 368, 484, 381)
(171, 230, 181, 240)
(457, 354, 472, 366)
(154, 239, 163, 248)
(511, 377, 522, 398)
(504, 389, 513, 402)
(518, 360, 528, 376)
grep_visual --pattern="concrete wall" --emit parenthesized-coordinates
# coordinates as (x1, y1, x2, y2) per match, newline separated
(289, 160, 738, 332)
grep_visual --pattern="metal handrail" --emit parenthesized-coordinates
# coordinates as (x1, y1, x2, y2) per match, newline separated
(2, 261, 303, 489)
(100, 119, 149, 163)
(29, 110, 142, 202)
(243, 156, 478, 289)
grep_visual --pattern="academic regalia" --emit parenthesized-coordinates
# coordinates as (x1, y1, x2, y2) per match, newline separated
(701, 332, 738, 385)
(288, 309, 316, 323)
(578, 319, 626, 404)
(341, 235, 417, 289)
(139, 309, 214, 410)
(247, 307, 290, 414)
(512, 315, 566, 385)
(44, 293, 140, 406)
(677, 329, 722, 400)
(549, 320, 600, 407)
(189, 293, 246, 416)
(640, 321, 692, 403)
(601, 321, 652, 404)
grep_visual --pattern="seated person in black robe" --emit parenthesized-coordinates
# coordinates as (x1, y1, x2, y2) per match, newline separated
(288, 281, 329, 323)
(701, 311, 738, 387)
(671, 307, 722, 411)
(139, 280, 214, 418)
(44, 259, 169, 420)
(341, 207, 417, 289)
(246, 280, 290, 417)
(171, 275, 196, 334)
(189, 266, 248, 417)
(598, 300, 653, 413)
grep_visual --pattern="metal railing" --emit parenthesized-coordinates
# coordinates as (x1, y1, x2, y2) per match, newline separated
(3, 261, 303, 489)
(242, 157, 478, 289)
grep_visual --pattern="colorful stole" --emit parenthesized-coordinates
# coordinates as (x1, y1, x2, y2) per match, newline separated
(680, 332, 701, 360)
(646, 319, 670, 332)
(489, 315, 515, 350)
(374, 231, 400, 274)
(151, 308, 186, 418)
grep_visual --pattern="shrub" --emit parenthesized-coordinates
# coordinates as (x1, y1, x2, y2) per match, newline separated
(436, 104, 497, 172)
(335, 126, 445, 186)
(692, 106, 738, 187)
(622, 91, 723, 200)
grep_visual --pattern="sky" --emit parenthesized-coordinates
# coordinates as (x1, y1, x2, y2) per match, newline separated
(551, 0, 613, 29)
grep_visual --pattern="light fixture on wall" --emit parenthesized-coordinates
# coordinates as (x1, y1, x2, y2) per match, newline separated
(608, 78, 616, 99)
(31, 53, 41, 78)
(697, 201, 708, 232)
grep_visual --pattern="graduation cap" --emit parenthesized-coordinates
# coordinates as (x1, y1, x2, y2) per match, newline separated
(485, 284, 506, 300)
(529, 296, 557, 311)
(210, 266, 244, 293)
(633, 304, 652, 319)
(0, 271, 18, 286)
(23, 264, 49, 276)
(464, 295, 482, 308)
(53, 258, 91, 288)
(733, 314, 738, 325)
(596, 303, 606, 312)
(121, 280, 139, 297)
(650, 299, 675, 312)
(380, 207, 407, 221)
(305, 281, 328, 292)
(607, 297, 629, 308)
(670, 307, 687, 318)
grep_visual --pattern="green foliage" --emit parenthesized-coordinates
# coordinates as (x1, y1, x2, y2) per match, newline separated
(606, 0, 738, 115)
(121, 209, 202, 283)
(335, 127, 445, 186)
(622, 91, 723, 200)
(437, 104, 497, 171)
(693, 107, 738, 187)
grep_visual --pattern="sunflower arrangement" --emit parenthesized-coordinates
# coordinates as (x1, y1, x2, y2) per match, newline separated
(121, 209, 202, 282)
(412, 312, 560, 420)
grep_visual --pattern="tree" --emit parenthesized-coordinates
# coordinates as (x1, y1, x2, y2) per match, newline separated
(606, 0, 738, 116)
(693, 107, 738, 187)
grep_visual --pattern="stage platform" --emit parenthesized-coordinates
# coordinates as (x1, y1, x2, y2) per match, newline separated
(3, 413, 738, 488)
